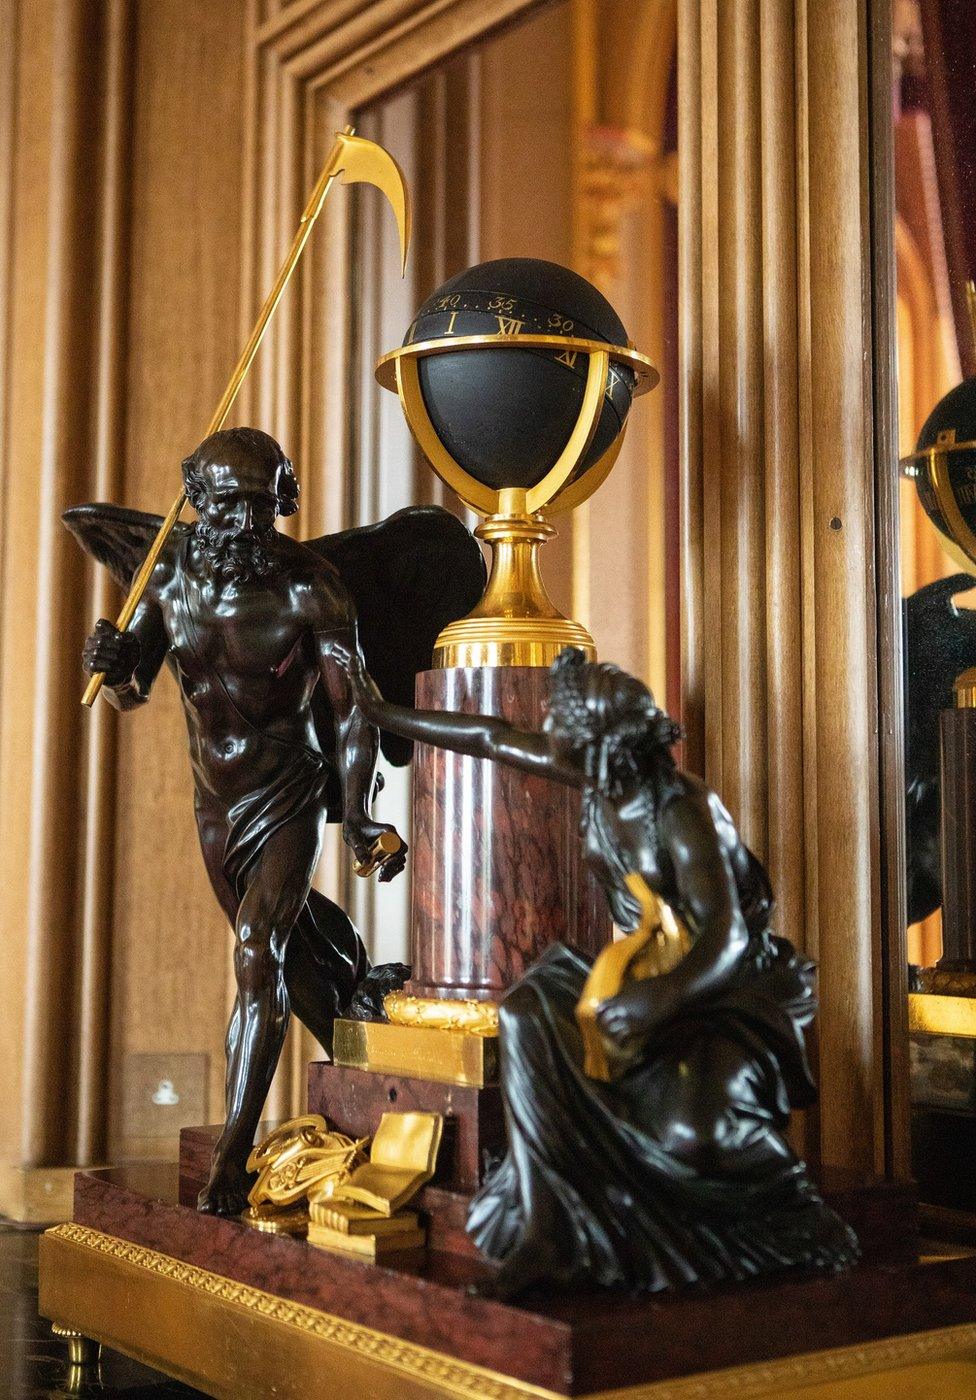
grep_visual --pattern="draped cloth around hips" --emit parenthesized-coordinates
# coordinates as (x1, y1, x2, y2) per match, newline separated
(467, 940, 860, 1292)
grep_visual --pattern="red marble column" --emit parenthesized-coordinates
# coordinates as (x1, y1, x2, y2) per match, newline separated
(408, 666, 611, 1003)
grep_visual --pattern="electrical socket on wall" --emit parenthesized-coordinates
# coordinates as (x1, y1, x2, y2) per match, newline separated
(122, 1052, 209, 1141)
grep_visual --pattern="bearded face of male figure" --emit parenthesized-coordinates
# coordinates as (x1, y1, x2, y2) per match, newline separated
(182, 427, 300, 584)
(194, 517, 275, 584)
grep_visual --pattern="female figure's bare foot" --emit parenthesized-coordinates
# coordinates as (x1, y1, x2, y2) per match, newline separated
(197, 1155, 253, 1216)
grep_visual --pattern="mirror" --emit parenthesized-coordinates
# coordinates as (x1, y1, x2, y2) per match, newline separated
(892, 0, 976, 1217)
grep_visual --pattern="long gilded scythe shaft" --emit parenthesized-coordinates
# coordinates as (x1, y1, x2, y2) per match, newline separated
(82, 126, 410, 707)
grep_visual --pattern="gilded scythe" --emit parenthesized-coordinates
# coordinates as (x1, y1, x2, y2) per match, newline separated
(81, 127, 411, 706)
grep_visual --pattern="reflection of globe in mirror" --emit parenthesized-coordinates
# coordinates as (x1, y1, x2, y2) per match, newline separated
(913, 377, 976, 564)
(409, 258, 635, 494)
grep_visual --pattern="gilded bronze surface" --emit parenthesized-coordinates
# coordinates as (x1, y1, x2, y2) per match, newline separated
(909, 991, 976, 1037)
(354, 830, 404, 878)
(383, 993, 500, 1036)
(245, 1115, 367, 1214)
(576, 873, 691, 1082)
(325, 1111, 443, 1217)
(332, 1018, 499, 1086)
(36, 1217, 976, 1398)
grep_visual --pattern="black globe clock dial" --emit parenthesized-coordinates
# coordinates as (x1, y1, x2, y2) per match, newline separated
(408, 258, 637, 493)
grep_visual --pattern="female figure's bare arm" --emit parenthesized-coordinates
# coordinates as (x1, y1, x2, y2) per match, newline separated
(328, 640, 582, 787)
(596, 788, 750, 1049)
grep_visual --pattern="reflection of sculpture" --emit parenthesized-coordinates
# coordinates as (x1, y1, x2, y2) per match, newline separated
(65, 427, 485, 1216)
(905, 376, 976, 576)
(334, 644, 859, 1296)
(901, 375, 976, 929)
(904, 574, 976, 925)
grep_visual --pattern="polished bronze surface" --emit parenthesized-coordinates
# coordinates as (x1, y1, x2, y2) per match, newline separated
(67, 433, 486, 1216)
(335, 644, 858, 1297)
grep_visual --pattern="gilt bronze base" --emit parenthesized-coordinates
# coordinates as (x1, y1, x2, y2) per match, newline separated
(37, 1160, 976, 1400)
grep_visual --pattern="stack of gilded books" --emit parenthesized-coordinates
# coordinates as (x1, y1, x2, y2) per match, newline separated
(307, 1199, 425, 1257)
(306, 1111, 443, 1259)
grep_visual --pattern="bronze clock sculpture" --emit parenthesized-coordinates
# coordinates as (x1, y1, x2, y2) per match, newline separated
(66, 426, 485, 1214)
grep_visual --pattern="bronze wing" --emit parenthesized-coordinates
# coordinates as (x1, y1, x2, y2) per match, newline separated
(63, 501, 486, 771)
(306, 505, 486, 765)
(62, 503, 186, 589)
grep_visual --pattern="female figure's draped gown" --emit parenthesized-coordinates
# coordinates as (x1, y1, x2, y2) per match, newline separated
(468, 829, 859, 1293)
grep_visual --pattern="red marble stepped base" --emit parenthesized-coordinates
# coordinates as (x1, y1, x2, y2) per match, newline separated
(305, 1060, 504, 1192)
(179, 1120, 921, 1271)
(181, 1063, 505, 1199)
(56, 1162, 976, 1397)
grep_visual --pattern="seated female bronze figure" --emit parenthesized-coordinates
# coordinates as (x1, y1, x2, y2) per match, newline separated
(333, 644, 859, 1298)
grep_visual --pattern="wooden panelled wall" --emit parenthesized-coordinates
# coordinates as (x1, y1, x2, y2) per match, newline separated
(0, 0, 906, 1179)
(679, 0, 906, 1175)
(0, 0, 250, 1170)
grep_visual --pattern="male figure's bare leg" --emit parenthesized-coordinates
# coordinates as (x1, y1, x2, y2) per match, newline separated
(194, 809, 249, 1127)
(199, 813, 322, 1215)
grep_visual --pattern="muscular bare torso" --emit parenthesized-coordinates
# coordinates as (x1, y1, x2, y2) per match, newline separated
(141, 533, 350, 805)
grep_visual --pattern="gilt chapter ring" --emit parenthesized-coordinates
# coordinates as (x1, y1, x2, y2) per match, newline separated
(374, 333, 659, 396)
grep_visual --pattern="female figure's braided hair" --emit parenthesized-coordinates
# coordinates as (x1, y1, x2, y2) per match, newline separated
(547, 648, 682, 795)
